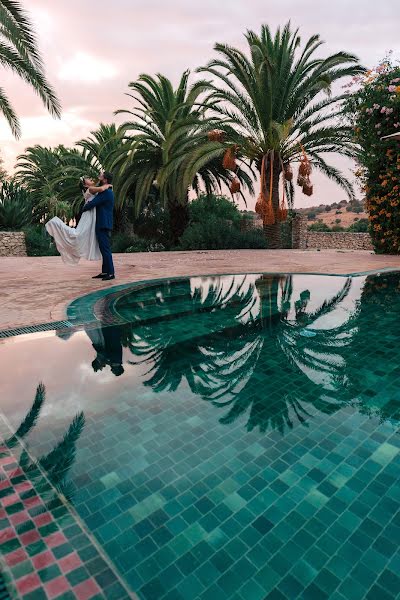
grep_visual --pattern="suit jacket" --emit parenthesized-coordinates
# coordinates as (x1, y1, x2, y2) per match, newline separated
(82, 188, 114, 231)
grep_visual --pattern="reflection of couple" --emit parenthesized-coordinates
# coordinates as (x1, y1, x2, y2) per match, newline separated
(87, 324, 124, 377)
(45, 171, 115, 280)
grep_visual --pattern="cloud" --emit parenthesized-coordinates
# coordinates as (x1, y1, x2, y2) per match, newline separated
(57, 52, 118, 83)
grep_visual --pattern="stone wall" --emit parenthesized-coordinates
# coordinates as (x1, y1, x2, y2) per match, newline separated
(239, 213, 374, 251)
(306, 231, 373, 251)
(0, 232, 27, 256)
(291, 214, 308, 249)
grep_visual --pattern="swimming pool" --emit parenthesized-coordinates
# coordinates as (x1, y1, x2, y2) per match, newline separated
(1, 272, 400, 599)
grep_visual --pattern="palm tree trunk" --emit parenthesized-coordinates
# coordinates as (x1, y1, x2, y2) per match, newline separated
(263, 155, 282, 249)
(169, 198, 189, 245)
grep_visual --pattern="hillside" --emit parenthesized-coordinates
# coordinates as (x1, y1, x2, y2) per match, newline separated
(298, 199, 368, 230)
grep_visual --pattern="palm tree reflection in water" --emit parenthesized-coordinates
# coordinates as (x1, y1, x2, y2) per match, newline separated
(1, 383, 85, 504)
(121, 275, 356, 434)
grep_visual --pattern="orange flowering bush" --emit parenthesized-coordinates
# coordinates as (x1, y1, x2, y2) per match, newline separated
(343, 56, 400, 253)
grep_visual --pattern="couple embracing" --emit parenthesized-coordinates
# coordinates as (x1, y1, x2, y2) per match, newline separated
(45, 171, 115, 280)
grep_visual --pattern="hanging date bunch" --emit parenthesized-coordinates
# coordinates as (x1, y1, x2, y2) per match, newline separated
(221, 145, 241, 196)
(207, 129, 225, 142)
(222, 145, 238, 170)
(297, 146, 313, 197)
(230, 177, 241, 194)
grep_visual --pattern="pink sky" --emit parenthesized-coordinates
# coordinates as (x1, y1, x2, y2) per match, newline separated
(1, 0, 399, 208)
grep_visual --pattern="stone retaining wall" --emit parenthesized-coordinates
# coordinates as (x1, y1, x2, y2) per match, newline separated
(306, 231, 373, 251)
(0, 232, 27, 256)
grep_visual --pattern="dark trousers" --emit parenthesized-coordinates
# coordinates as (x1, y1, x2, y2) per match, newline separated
(96, 228, 114, 275)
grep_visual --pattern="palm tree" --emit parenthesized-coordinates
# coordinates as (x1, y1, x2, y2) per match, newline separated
(15, 127, 127, 227)
(44, 125, 124, 220)
(15, 145, 93, 222)
(77, 123, 122, 175)
(113, 71, 253, 243)
(0, 0, 61, 136)
(184, 23, 365, 247)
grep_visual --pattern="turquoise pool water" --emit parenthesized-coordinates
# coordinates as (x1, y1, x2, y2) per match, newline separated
(1, 272, 400, 600)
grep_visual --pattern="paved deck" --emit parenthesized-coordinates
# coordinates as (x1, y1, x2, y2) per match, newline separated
(1, 250, 400, 330)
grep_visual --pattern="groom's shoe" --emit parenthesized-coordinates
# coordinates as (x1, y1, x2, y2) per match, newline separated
(102, 274, 115, 281)
(92, 273, 107, 279)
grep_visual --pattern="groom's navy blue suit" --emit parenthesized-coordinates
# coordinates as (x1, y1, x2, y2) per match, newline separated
(82, 188, 115, 276)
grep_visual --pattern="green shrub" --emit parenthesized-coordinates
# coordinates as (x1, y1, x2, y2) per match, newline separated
(189, 194, 241, 227)
(111, 232, 134, 253)
(23, 225, 59, 256)
(308, 221, 330, 232)
(348, 218, 369, 232)
(0, 180, 32, 230)
(125, 235, 165, 253)
(180, 217, 267, 250)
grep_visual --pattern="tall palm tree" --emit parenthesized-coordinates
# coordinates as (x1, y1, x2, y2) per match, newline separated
(113, 71, 253, 243)
(184, 23, 365, 247)
(0, 0, 61, 136)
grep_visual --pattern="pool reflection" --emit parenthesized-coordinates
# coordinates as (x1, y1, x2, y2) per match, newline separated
(111, 274, 356, 434)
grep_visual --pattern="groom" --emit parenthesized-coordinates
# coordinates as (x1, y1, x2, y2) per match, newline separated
(83, 171, 115, 280)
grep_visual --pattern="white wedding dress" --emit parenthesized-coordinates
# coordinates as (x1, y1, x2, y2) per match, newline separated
(45, 191, 101, 264)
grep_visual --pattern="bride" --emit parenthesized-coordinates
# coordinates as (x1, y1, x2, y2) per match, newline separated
(45, 177, 108, 265)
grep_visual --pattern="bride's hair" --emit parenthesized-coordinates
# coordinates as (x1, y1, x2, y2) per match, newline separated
(79, 176, 88, 194)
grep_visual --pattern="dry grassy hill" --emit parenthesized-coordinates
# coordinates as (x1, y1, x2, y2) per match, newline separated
(298, 199, 368, 230)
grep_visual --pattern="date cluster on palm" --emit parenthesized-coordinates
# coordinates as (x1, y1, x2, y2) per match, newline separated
(221, 145, 242, 195)
(297, 152, 313, 197)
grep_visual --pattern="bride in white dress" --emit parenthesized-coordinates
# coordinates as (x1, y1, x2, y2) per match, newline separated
(45, 177, 102, 265)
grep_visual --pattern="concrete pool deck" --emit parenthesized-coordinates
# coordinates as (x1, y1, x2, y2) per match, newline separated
(1, 249, 400, 330)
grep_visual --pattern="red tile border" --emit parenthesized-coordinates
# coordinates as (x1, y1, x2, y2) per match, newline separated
(16, 572, 41, 595)
(32, 550, 55, 570)
(59, 552, 82, 574)
(45, 532, 68, 548)
(73, 578, 101, 600)
(4, 547, 28, 567)
(44, 575, 71, 599)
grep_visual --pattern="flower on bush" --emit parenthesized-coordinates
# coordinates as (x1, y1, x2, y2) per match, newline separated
(343, 55, 400, 254)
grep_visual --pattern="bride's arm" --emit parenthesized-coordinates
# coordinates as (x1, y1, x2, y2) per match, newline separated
(88, 184, 112, 194)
